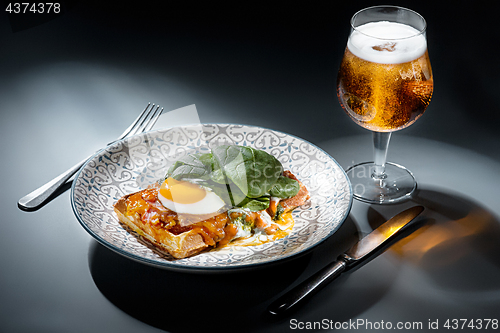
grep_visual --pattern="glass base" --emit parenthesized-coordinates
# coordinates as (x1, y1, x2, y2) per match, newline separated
(345, 162, 416, 204)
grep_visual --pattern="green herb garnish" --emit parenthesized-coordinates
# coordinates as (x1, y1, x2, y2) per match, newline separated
(165, 145, 300, 210)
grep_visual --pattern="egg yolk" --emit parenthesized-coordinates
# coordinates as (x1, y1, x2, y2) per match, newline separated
(159, 177, 207, 204)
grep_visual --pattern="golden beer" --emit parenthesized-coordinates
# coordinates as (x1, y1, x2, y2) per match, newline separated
(338, 7, 432, 204)
(337, 24, 433, 132)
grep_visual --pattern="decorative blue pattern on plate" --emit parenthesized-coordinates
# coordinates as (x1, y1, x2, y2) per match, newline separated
(71, 124, 352, 271)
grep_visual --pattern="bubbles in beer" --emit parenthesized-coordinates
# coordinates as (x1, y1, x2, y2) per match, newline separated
(342, 93, 376, 122)
(337, 21, 433, 132)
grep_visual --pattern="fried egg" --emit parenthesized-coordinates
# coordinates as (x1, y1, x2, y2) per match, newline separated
(157, 177, 225, 215)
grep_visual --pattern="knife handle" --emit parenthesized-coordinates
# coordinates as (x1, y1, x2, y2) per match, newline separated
(267, 258, 347, 316)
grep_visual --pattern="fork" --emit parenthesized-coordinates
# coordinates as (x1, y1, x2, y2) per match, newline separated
(18, 103, 164, 211)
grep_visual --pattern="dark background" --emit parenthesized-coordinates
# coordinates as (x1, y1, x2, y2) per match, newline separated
(2, 0, 499, 158)
(2, 1, 500, 333)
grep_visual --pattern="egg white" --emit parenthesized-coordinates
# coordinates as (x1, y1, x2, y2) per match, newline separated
(157, 187, 225, 215)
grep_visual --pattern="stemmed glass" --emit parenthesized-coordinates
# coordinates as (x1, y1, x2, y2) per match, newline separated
(337, 5, 433, 204)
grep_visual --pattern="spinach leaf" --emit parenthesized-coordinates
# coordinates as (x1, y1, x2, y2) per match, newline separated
(198, 153, 214, 170)
(195, 180, 247, 207)
(273, 203, 285, 221)
(212, 145, 283, 198)
(164, 145, 292, 211)
(166, 154, 208, 180)
(238, 196, 270, 212)
(209, 157, 227, 184)
(269, 175, 300, 199)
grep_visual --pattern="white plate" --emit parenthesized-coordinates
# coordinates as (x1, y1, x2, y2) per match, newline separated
(71, 124, 352, 271)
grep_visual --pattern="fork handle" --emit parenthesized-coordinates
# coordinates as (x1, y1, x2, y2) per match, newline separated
(17, 155, 91, 211)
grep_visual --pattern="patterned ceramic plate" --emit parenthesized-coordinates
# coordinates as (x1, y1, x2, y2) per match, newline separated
(71, 124, 352, 271)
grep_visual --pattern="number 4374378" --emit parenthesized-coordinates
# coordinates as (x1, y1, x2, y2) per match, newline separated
(6, 3, 61, 14)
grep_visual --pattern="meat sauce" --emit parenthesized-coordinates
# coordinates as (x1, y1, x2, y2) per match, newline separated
(125, 185, 293, 248)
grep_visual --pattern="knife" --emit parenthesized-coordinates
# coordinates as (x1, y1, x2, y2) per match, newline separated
(266, 205, 424, 316)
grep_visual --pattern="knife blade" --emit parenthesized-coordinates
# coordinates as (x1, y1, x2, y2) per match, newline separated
(266, 205, 424, 317)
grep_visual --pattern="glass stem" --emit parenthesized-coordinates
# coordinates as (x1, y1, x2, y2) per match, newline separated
(372, 131, 391, 179)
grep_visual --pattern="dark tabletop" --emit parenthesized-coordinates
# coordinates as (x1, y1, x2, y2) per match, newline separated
(2, 1, 500, 332)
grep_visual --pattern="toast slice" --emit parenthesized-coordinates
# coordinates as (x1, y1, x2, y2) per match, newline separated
(114, 195, 210, 258)
(113, 171, 310, 259)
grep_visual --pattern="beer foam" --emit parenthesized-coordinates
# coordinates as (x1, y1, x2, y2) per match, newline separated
(347, 21, 427, 64)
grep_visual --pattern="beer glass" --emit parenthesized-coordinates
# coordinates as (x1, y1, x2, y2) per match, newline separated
(337, 5, 433, 204)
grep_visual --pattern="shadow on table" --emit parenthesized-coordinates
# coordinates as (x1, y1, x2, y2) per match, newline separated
(88, 215, 365, 333)
(366, 186, 500, 293)
(409, 187, 500, 292)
